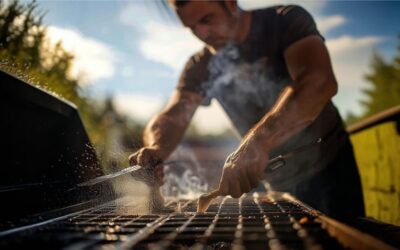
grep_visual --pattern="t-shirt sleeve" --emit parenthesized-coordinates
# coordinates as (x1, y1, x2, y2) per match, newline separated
(278, 5, 325, 51)
(176, 48, 212, 106)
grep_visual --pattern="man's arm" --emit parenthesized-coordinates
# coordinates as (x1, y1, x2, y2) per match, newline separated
(129, 90, 203, 167)
(218, 35, 338, 198)
(254, 35, 337, 147)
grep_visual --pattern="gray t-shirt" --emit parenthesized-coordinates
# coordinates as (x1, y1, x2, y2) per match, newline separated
(176, 5, 348, 189)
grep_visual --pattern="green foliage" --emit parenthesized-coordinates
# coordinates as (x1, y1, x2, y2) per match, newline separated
(0, 0, 95, 143)
(362, 48, 400, 116)
(344, 111, 360, 126)
(0, 0, 81, 101)
(0, 0, 144, 169)
(346, 35, 400, 124)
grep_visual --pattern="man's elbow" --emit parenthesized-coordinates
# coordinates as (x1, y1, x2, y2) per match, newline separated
(316, 76, 338, 101)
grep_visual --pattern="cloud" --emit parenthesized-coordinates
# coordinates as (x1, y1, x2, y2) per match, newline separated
(113, 93, 233, 135)
(120, 1, 170, 28)
(239, 1, 345, 35)
(113, 93, 166, 123)
(134, 1, 331, 73)
(45, 26, 118, 84)
(238, 0, 326, 13)
(120, 2, 203, 73)
(117, 1, 388, 131)
(316, 15, 346, 34)
(326, 35, 386, 87)
(326, 35, 387, 115)
(139, 21, 204, 72)
(191, 100, 235, 135)
(327, 35, 385, 56)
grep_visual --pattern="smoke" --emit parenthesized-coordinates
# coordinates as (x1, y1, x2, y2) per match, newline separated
(202, 43, 334, 192)
(108, 43, 318, 209)
(161, 145, 209, 200)
(208, 43, 286, 108)
(204, 43, 288, 135)
(159, 44, 289, 199)
(111, 175, 153, 214)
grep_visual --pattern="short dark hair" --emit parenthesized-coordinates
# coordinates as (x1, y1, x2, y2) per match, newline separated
(168, 0, 190, 8)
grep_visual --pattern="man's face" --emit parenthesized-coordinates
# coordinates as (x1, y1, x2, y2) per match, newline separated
(176, 1, 238, 50)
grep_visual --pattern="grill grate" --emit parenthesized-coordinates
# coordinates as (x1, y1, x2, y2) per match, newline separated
(1, 192, 353, 250)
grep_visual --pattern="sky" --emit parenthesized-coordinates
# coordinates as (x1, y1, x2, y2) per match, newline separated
(29, 0, 400, 135)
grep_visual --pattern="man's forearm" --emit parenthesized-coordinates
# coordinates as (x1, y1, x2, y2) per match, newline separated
(128, 91, 201, 167)
(249, 78, 336, 150)
(142, 112, 188, 161)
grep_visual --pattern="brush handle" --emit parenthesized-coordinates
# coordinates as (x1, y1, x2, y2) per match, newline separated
(266, 155, 286, 172)
(208, 189, 221, 198)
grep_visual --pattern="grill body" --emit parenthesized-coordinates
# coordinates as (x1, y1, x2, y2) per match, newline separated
(0, 70, 113, 229)
(0, 192, 395, 250)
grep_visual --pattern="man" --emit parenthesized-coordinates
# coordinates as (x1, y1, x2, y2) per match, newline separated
(129, 0, 365, 221)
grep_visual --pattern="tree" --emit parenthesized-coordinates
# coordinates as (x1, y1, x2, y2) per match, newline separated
(0, 0, 83, 102)
(362, 36, 400, 117)
(0, 0, 103, 145)
(346, 35, 400, 124)
(0, 0, 145, 166)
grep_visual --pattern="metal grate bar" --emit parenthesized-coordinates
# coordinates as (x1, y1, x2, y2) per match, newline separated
(3, 192, 392, 250)
(120, 215, 171, 249)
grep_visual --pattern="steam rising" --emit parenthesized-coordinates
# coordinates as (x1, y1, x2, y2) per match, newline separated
(207, 43, 286, 108)
(161, 145, 209, 200)
(111, 175, 152, 214)
(104, 43, 305, 210)
(160, 44, 289, 198)
(162, 166, 208, 199)
(204, 43, 288, 135)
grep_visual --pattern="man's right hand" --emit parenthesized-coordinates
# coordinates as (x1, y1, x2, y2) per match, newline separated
(129, 146, 163, 167)
(127, 90, 202, 187)
(128, 146, 164, 186)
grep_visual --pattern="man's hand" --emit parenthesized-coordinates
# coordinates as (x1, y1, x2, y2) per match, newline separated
(218, 134, 270, 198)
(129, 145, 163, 167)
(127, 90, 203, 186)
(128, 146, 164, 186)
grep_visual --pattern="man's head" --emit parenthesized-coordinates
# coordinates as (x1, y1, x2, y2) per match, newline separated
(169, 0, 250, 51)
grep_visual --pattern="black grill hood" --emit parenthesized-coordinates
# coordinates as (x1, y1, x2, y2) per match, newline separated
(0, 70, 114, 228)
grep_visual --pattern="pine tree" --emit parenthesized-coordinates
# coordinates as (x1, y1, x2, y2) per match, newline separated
(0, 0, 146, 165)
(361, 36, 400, 117)
(0, 0, 83, 104)
(0, 0, 110, 156)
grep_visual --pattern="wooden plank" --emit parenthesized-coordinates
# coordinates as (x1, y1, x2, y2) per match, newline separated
(350, 122, 400, 226)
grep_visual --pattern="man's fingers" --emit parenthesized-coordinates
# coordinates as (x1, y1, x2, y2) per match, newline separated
(129, 147, 165, 186)
(219, 165, 256, 198)
(239, 168, 252, 193)
(129, 148, 155, 167)
(129, 149, 147, 166)
(229, 171, 242, 198)
(246, 167, 260, 189)
(218, 170, 230, 196)
(129, 153, 138, 166)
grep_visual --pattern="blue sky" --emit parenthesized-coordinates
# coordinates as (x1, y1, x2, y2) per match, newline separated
(31, 0, 400, 134)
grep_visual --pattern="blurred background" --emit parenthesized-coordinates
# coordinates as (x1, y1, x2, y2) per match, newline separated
(0, 0, 399, 225)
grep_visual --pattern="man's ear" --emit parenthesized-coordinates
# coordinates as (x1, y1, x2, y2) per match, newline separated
(224, 0, 240, 16)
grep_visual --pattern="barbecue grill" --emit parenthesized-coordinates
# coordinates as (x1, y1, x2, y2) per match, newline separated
(0, 192, 395, 250)
(0, 70, 397, 250)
